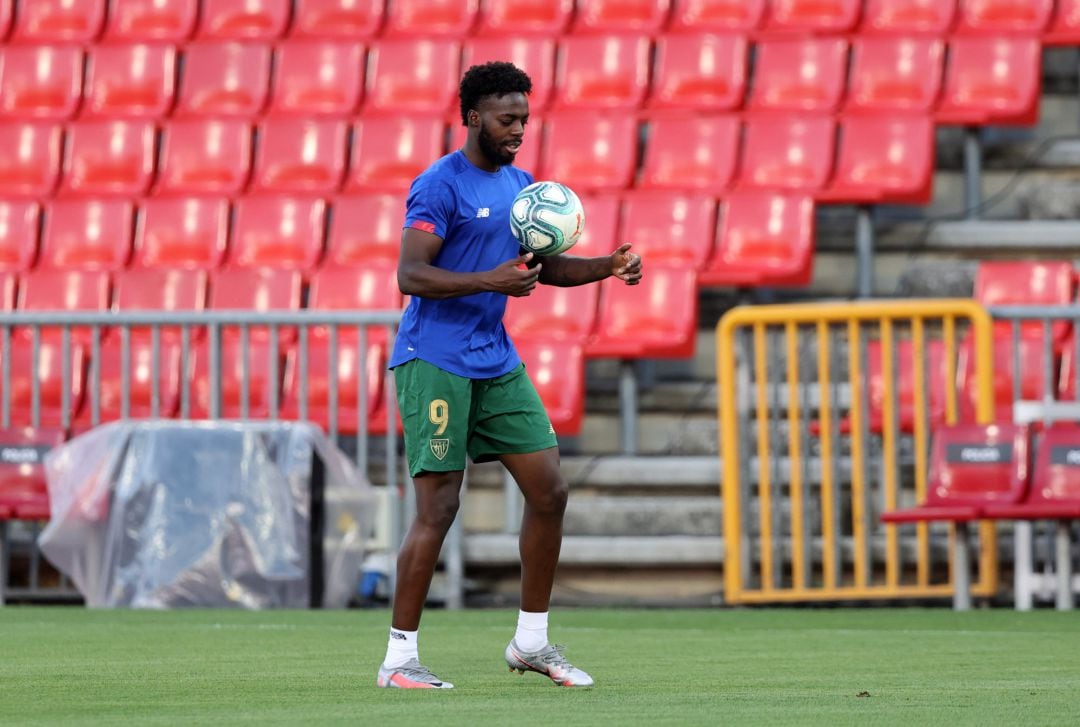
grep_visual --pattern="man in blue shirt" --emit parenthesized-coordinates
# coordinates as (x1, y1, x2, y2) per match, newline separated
(377, 62, 642, 690)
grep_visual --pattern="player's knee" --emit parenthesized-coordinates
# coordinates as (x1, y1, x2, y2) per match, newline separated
(530, 478, 568, 516)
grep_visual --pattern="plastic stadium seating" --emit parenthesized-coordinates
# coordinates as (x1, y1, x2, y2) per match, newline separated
(701, 191, 815, 287)
(953, 0, 1053, 35)
(551, 35, 652, 111)
(156, 119, 253, 196)
(448, 120, 542, 173)
(0, 121, 62, 198)
(280, 338, 386, 434)
(504, 283, 600, 343)
(860, 0, 957, 35)
(1045, 0, 1080, 45)
(102, 0, 199, 41)
(174, 42, 272, 118)
(363, 39, 460, 116)
(586, 266, 699, 359)
(865, 338, 949, 433)
(748, 38, 849, 113)
(0, 271, 17, 309)
(346, 116, 447, 192)
(569, 0, 672, 34)
(208, 267, 303, 345)
(0, 201, 39, 271)
(617, 191, 716, 269)
(307, 266, 403, 324)
(761, 0, 862, 34)
(738, 115, 836, 193)
(0, 0, 10, 39)
(39, 199, 133, 271)
(82, 44, 177, 119)
(666, 0, 767, 32)
(250, 118, 348, 194)
(132, 197, 229, 270)
(974, 260, 1075, 343)
(845, 37, 945, 115)
(382, 0, 479, 37)
(638, 114, 739, 194)
(196, 0, 291, 40)
(268, 41, 365, 117)
(515, 338, 586, 435)
(188, 338, 278, 419)
(325, 193, 405, 267)
(472, 0, 574, 36)
(958, 335, 1056, 423)
(882, 423, 1030, 523)
(9, 0, 106, 43)
(18, 269, 111, 319)
(74, 336, 183, 427)
(112, 267, 208, 344)
(1062, 336, 1078, 401)
(0, 427, 66, 522)
(539, 113, 638, 192)
(461, 37, 556, 112)
(568, 193, 619, 258)
(818, 116, 935, 205)
(0, 46, 83, 120)
(290, 0, 385, 39)
(983, 424, 1080, 520)
(59, 120, 156, 198)
(228, 196, 327, 271)
(936, 38, 1042, 127)
(647, 33, 749, 112)
(0, 339, 87, 428)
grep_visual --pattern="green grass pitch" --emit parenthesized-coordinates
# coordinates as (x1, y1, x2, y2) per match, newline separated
(2, 607, 1079, 726)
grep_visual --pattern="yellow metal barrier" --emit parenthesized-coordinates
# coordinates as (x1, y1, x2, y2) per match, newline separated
(717, 299, 997, 604)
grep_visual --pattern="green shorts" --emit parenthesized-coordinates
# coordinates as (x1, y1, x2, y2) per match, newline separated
(393, 359, 558, 477)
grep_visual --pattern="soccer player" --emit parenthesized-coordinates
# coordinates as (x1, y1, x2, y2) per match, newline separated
(376, 62, 642, 690)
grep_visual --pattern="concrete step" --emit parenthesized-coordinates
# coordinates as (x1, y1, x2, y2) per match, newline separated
(464, 534, 725, 566)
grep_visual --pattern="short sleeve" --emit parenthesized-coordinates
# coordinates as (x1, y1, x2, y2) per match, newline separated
(404, 175, 454, 239)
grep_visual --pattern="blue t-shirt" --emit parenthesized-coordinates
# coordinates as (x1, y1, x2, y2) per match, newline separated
(389, 150, 533, 379)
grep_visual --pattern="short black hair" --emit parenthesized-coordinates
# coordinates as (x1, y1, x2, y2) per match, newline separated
(458, 61, 532, 126)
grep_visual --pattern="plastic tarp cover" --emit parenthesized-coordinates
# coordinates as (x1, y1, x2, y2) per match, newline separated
(38, 420, 375, 609)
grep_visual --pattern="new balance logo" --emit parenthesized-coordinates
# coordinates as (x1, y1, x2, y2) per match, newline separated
(476, 207, 490, 218)
(390, 630, 407, 641)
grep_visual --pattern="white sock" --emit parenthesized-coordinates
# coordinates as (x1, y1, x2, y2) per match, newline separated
(384, 628, 419, 669)
(514, 610, 549, 652)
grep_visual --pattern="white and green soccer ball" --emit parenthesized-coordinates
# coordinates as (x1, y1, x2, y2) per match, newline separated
(509, 181, 585, 256)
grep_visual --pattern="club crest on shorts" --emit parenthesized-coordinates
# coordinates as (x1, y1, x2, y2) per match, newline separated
(429, 438, 449, 460)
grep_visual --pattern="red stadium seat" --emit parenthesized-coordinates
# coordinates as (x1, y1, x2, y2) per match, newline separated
(1062, 334, 1078, 401)
(504, 283, 599, 343)
(473, 0, 573, 36)
(586, 266, 698, 359)
(647, 33, 748, 112)
(0, 272, 14, 310)
(551, 35, 651, 111)
(936, 38, 1041, 127)
(539, 113, 638, 193)
(345, 116, 446, 192)
(959, 335, 1057, 423)
(954, 0, 1053, 35)
(39, 199, 133, 271)
(133, 197, 230, 270)
(325, 194, 405, 267)
(1045, 0, 1080, 45)
(569, 0, 671, 34)
(59, 120, 156, 198)
(103, 0, 198, 41)
(0, 46, 83, 121)
(188, 338, 279, 419)
(638, 114, 739, 194)
(861, 0, 957, 35)
(738, 115, 836, 193)
(249, 118, 348, 194)
(569, 194, 619, 258)
(268, 41, 365, 117)
(984, 424, 1080, 520)
(112, 267, 208, 342)
(208, 267, 302, 345)
(667, 0, 766, 32)
(156, 119, 253, 196)
(0, 121, 62, 198)
(0, 0, 11, 39)
(448, 119, 542, 174)
(701, 191, 815, 287)
(0, 339, 87, 428)
(865, 338, 949, 434)
(363, 40, 460, 116)
(174, 42, 271, 118)
(228, 196, 326, 271)
(291, 0, 384, 39)
(17, 269, 110, 345)
(75, 336, 183, 426)
(818, 116, 935, 206)
(515, 338, 585, 436)
(82, 44, 177, 119)
(761, 0, 861, 34)
(748, 38, 849, 113)
(197, 0, 290, 39)
(617, 191, 716, 269)
(461, 37, 556, 112)
(845, 37, 945, 115)
(382, 0, 478, 37)
(308, 266, 402, 320)
(0, 201, 39, 271)
(280, 338, 386, 434)
(9, 0, 105, 43)
(0, 427, 65, 521)
(882, 423, 1030, 523)
(975, 261, 1075, 343)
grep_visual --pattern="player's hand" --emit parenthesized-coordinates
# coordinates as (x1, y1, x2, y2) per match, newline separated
(489, 252, 542, 296)
(610, 243, 642, 285)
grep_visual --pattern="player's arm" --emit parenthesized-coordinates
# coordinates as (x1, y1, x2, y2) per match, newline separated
(533, 243, 643, 287)
(398, 227, 544, 299)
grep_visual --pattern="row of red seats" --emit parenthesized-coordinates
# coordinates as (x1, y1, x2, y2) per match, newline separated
(0, 35, 1042, 122)
(2, 0, 1078, 43)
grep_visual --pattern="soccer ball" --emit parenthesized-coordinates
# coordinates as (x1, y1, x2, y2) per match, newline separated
(509, 181, 585, 256)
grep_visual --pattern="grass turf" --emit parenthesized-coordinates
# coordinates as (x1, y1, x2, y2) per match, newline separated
(1, 607, 1079, 726)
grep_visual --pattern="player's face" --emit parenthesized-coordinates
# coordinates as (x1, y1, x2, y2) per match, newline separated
(475, 92, 530, 167)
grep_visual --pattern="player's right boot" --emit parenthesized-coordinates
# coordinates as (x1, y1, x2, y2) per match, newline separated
(376, 659, 454, 689)
(505, 640, 594, 687)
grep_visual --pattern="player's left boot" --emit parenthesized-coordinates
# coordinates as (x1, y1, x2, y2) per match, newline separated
(505, 640, 594, 687)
